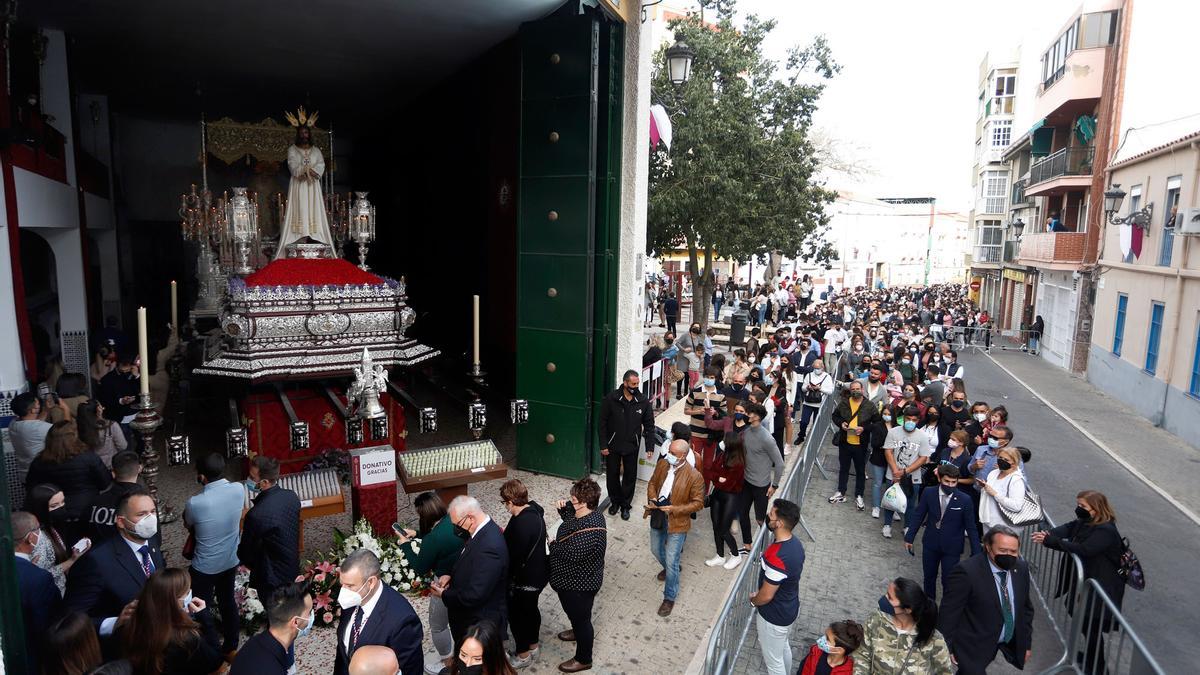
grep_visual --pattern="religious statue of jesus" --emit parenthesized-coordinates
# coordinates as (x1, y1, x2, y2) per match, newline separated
(275, 106, 334, 258)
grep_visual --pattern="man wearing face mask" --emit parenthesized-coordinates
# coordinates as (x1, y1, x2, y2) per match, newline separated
(230, 582, 314, 674)
(903, 465, 981, 601)
(936, 391, 972, 453)
(86, 450, 145, 543)
(598, 370, 656, 521)
(433, 496, 509, 647)
(334, 549, 424, 675)
(13, 511, 63, 675)
(238, 456, 301, 606)
(939, 526, 1034, 674)
(64, 489, 163, 654)
(880, 405, 933, 538)
(644, 437, 705, 617)
(185, 452, 248, 656)
(749, 499, 806, 675)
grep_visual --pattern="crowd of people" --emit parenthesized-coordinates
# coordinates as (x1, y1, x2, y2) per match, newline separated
(633, 281, 1132, 675)
(10, 282, 1130, 675)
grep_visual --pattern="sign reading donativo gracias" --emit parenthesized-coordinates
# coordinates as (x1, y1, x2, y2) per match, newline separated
(352, 445, 397, 487)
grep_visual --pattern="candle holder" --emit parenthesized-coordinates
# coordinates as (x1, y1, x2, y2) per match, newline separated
(226, 427, 248, 458)
(226, 187, 260, 276)
(350, 192, 376, 271)
(419, 407, 438, 434)
(346, 417, 364, 446)
(468, 402, 487, 440)
(131, 393, 178, 523)
(510, 399, 529, 425)
(290, 421, 310, 452)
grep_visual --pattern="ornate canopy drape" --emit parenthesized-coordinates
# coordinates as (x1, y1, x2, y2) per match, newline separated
(205, 116, 331, 164)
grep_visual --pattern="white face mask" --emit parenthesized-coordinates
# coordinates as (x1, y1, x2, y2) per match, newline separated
(127, 513, 158, 540)
(665, 453, 680, 466)
(338, 579, 369, 609)
(974, 413, 988, 422)
(180, 591, 193, 612)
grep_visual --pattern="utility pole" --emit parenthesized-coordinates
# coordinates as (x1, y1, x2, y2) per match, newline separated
(924, 198, 936, 286)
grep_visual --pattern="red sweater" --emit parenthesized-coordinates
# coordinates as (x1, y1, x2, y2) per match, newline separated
(799, 645, 854, 675)
(705, 453, 745, 493)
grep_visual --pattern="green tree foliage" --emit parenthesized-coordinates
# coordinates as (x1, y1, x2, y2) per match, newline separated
(648, 1, 839, 327)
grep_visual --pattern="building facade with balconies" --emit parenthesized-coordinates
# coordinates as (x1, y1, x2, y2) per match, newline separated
(967, 51, 1020, 315)
(1007, 0, 1126, 371)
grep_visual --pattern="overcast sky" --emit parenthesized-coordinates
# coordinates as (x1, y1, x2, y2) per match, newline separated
(732, 0, 1060, 212)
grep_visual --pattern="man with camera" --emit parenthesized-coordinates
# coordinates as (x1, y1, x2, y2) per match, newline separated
(644, 438, 705, 617)
(10, 391, 65, 487)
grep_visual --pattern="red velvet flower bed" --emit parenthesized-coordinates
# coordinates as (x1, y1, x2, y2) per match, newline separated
(243, 258, 383, 287)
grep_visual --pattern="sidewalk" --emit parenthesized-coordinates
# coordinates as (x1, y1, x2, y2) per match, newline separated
(983, 348, 1200, 524)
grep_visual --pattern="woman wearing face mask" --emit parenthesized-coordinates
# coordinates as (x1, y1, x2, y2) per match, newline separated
(795, 359, 834, 446)
(499, 480, 548, 669)
(919, 407, 940, 452)
(765, 370, 791, 455)
(895, 384, 925, 418)
(798, 619, 864, 675)
(724, 349, 752, 384)
(855, 577, 953, 674)
(703, 435, 746, 571)
(401, 492, 462, 667)
(449, 620, 517, 675)
(1031, 491, 1125, 675)
(124, 567, 224, 675)
(866, 403, 899, 519)
(24, 420, 112, 548)
(976, 446, 1026, 533)
(548, 478, 606, 673)
(24, 482, 84, 594)
(76, 398, 127, 470)
(934, 430, 973, 487)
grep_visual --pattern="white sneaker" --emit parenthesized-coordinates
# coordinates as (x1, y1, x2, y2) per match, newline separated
(871, 507, 880, 518)
(705, 555, 726, 567)
(882, 525, 892, 539)
(723, 555, 742, 570)
(828, 492, 846, 504)
(855, 496, 865, 510)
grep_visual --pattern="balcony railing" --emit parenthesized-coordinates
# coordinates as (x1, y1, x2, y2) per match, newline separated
(974, 245, 1002, 264)
(1018, 232, 1087, 264)
(1011, 178, 1028, 205)
(1029, 146, 1094, 186)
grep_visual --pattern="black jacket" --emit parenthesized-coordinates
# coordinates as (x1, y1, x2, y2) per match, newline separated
(97, 369, 140, 422)
(18, 556, 62, 674)
(937, 403, 972, 451)
(229, 629, 292, 675)
(939, 552, 1034, 675)
(237, 485, 301, 593)
(154, 608, 225, 675)
(598, 387, 655, 456)
(333, 584, 424, 675)
(832, 396, 879, 448)
(87, 480, 143, 543)
(65, 534, 165, 634)
(26, 451, 112, 527)
(443, 519, 509, 639)
(504, 501, 548, 590)
(1042, 519, 1125, 611)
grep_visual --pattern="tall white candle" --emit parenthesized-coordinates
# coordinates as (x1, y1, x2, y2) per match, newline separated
(473, 294, 481, 367)
(137, 307, 149, 396)
(170, 280, 178, 339)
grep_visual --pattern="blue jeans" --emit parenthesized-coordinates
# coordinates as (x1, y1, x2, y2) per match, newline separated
(757, 305, 767, 325)
(649, 528, 688, 602)
(871, 464, 887, 508)
(713, 301, 723, 322)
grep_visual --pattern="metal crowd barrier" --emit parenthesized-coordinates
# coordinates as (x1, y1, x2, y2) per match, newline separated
(702, 361, 843, 675)
(640, 357, 672, 410)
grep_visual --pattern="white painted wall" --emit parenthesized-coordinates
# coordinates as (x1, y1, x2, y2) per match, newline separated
(0, 160, 28, 394)
(614, 16, 652, 386)
(14, 168, 78, 230)
(40, 29, 76, 186)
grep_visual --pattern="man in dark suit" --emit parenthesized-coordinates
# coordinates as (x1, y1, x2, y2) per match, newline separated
(904, 465, 981, 600)
(333, 549, 423, 675)
(432, 495, 509, 646)
(230, 582, 312, 675)
(939, 525, 1035, 675)
(598, 369, 655, 520)
(65, 489, 163, 652)
(86, 451, 144, 542)
(237, 456, 300, 603)
(13, 511, 63, 674)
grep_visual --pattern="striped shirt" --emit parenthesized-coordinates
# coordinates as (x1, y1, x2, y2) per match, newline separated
(687, 386, 726, 440)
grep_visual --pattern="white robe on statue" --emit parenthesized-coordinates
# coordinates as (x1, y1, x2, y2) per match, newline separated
(274, 143, 334, 259)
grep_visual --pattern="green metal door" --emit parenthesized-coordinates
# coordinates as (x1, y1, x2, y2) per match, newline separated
(516, 10, 623, 478)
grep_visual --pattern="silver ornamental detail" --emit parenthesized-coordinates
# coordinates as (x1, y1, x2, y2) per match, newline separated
(306, 312, 351, 336)
(349, 348, 388, 419)
(399, 306, 416, 336)
(226, 187, 259, 275)
(222, 313, 251, 340)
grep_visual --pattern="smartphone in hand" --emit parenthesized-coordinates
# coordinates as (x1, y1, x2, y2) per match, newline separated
(391, 523, 405, 536)
(73, 537, 92, 556)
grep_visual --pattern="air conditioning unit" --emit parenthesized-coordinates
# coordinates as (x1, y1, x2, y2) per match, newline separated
(1178, 207, 1200, 236)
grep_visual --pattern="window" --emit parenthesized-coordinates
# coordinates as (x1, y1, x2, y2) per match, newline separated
(984, 171, 1008, 213)
(1146, 302, 1165, 374)
(1125, 186, 1141, 261)
(1159, 176, 1181, 266)
(991, 120, 1013, 148)
(1079, 11, 1118, 48)
(1113, 294, 1127, 356)
(993, 75, 1016, 115)
(1191, 315, 1200, 397)
(975, 220, 1003, 263)
(1042, 18, 1079, 87)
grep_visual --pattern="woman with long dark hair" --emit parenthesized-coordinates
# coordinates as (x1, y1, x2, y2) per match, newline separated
(76, 398, 128, 470)
(41, 610, 104, 675)
(854, 577, 952, 674)
(24, 420, 110, 546)
(25, 483, 84, 594)
(703, 434, 746, 571)
(399, 491, 461, 668)
(448, 620, 517, 675)
(1032, 490, 1126, 674)
(123, 567, 223, 675)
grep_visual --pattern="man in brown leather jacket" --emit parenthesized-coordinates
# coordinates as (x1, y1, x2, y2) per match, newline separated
(644, 438, 705, 617)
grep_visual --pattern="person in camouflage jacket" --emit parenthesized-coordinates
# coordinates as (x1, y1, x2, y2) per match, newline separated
(853, 578, 953, 675)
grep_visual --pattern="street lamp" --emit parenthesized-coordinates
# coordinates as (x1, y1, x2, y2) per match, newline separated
(1104, 183, 1153, 232)
(665, 33, 696, 86)
(1008, 218, 1025, 242)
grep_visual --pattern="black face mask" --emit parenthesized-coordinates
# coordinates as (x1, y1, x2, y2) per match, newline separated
(452, 518, 471, 540)
(878, 595, 896, 616)
(939, 484, 956, 495)
(1075, 506, 1092, 522)
(997, 458, 1012, 471)
(456, 659, 484, 675)
(951, 400, 965, 409)
(992, 553, 1018, 571)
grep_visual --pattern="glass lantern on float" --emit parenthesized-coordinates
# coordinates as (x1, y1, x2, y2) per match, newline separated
(351, 192, 376, 270)
(226, 187, 260, 275)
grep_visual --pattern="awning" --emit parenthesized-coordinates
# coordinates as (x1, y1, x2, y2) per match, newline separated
(1028, 118, 1045, 134)
(1032, 127, 1054, 158)
(1075, 114, 1096, 146)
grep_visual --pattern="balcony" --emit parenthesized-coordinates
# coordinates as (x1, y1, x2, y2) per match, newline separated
(1026, 146, 1094, 197)
(1011, 179, 1028, 206)
(974, 245, 1002, 265)
(1018, 232, 1087, 266)
(1034, 47, 1106, 123)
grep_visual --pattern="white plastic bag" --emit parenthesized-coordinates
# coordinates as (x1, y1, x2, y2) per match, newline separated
(882, 483, 908, 515)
